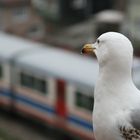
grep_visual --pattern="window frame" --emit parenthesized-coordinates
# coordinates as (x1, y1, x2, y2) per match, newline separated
(19, 71, 47, 95)
(75, 89, 94, 112)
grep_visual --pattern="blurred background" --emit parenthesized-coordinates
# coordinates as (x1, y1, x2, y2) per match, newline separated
(0, 0, 140, 140)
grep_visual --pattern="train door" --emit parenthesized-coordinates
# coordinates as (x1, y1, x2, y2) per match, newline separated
(56, 79, 67, 118)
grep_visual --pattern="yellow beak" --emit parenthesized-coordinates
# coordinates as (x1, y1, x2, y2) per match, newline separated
(81, 44, 95, 54)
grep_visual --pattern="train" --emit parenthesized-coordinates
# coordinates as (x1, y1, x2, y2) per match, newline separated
(0, 32, 140, 140)
(0, 32, 99, 140)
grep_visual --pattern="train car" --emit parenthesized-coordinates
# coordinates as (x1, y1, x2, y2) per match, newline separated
(0, 32, 34, 108)
(13, 46, 98, 140)
(0, 32, 99, 139)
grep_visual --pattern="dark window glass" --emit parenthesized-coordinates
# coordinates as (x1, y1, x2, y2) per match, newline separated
(34, 78, 47, 93)
(20, 73, 34, 88)
(76, 91, 94, 111)
(20, 72, 47, 94)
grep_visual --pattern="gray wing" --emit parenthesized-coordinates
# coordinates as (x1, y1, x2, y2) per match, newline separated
(119, 109, 140, 140)
(131, 109, 140, 130)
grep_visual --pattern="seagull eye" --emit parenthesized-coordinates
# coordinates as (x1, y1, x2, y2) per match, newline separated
(97, 39, 100, 44)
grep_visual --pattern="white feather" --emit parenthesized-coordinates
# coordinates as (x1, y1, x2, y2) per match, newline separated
(92, 32, 140, 140)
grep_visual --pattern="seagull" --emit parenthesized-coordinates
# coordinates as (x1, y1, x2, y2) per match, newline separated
(82, 32, 140, 140)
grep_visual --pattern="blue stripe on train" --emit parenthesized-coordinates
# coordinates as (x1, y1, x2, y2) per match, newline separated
(68, 115, 93, 131)
(0, 89, 11, 96)
(15, 94, 55, 114)
(0, 89, 93, 131)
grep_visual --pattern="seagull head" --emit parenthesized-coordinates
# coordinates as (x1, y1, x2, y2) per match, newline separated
(82, 32, 133, 68)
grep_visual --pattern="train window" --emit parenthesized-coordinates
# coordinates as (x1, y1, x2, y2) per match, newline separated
(0, 65, 2, 78)
(75, 92, 94, 111)
(20, 72, 47, 94)
(34, 78, 47, 94)
(20, 73, 34, 88)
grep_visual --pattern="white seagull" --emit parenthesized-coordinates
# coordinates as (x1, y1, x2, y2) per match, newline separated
(82, 32, 140, 140)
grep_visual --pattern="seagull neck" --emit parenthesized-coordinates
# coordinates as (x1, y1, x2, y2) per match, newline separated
(98, 61, 133, 85)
